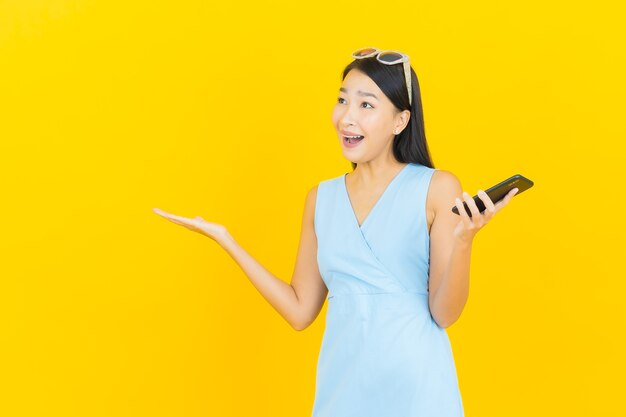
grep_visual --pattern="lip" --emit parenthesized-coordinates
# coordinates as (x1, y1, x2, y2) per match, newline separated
(341, 129, 364, 137)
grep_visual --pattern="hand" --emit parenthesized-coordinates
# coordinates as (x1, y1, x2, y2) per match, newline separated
(452, 188, 519, 244)
(152, 207, 228, 242)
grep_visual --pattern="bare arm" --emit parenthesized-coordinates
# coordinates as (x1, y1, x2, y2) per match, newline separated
(217, 185, 328, 331)
(427, 170, 471, 328)
(427, 169, 518, 328)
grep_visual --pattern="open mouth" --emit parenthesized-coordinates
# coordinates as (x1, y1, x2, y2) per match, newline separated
(343, 135, 364, 144)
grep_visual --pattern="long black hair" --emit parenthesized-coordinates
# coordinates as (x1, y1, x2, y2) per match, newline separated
(340, 55, 435, 170)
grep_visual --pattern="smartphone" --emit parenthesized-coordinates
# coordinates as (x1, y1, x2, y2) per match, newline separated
(451, 174, 533, 217)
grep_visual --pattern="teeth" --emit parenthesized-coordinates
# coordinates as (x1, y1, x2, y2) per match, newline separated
(344, 135, 364, 144)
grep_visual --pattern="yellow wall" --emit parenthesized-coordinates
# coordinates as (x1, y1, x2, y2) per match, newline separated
(1, 1, 624, 415)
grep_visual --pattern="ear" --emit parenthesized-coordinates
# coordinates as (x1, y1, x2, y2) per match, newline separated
(394, 110, 411, 134)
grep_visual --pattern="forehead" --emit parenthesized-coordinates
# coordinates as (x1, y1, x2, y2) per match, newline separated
(340, 70, 385, 101)
(341, 70, 378, 90)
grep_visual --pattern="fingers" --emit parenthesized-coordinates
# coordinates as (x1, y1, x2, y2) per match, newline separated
(153, 208, 192, 227)
(455, 186, 518, 236)
(462, 192, 480, 221)
(495, 188, 518, 210)
(152, 208, 220, 240)
(454, 196, 473, 228)
(153, 207, 174, 220)
(477, 189, 496, 219)
(459, 190, 495, 229)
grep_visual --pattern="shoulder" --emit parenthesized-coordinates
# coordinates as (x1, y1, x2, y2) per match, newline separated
(428, 169, 463, 205)
(306, 183, 319, 203)
(426, 169, 464, 228)
(304, 180, 330, 215)
(430, 169, 462, 192)
(298, 185, 320, 230)
(309, 174, 344, 200)
(305, 174, 344, 217)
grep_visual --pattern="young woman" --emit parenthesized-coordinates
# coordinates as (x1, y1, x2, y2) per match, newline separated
(153, 47, 518, 417)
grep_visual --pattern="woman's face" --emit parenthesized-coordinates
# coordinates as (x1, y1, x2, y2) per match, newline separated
(332, 69, 408, 164)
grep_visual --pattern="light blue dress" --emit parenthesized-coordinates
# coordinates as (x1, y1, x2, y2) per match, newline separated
(311, 162, 464, 417)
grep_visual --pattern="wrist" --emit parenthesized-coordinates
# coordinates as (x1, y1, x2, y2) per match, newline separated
(214, 228, 234, 246)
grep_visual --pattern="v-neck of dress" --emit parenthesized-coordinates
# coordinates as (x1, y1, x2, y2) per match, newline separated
(342, 163, 411, 230)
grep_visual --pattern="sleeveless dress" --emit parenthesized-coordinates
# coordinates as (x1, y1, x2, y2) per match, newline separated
(311, 162, 464, 417)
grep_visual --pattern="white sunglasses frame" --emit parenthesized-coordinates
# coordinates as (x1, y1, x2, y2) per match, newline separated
(351, 47, 412, 106)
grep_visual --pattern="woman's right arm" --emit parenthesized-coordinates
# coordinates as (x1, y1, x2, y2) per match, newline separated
(216, 185, 328, 331)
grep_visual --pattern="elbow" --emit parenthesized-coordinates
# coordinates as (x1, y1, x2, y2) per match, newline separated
(436, 317, 457, 329)
(431, 309, 460, 329)
(430, 296, 468, 329)
(435, 309, 465, 328)
(291, 320, 310, 331)
(291, 314, 312, 331)
(292, 309, 319, 331)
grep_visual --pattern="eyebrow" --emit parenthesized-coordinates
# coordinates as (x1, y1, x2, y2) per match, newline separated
(339, 87, 379, 100)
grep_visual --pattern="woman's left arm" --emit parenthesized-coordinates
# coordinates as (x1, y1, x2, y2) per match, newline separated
(427, 170, 517, 328)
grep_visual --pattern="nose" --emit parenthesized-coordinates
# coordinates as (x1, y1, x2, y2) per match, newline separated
(339, 104, 358, 128)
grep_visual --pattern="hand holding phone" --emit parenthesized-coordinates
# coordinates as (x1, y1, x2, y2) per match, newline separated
(452, 174, 533, 217)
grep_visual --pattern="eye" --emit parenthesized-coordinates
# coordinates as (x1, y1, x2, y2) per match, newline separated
(336, 97, 374, 109)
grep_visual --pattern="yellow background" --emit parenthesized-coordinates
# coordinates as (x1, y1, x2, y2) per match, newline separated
(1, 0, 624, 415)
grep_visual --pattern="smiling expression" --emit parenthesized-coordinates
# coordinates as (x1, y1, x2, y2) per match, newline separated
(332, 69, 410, 162)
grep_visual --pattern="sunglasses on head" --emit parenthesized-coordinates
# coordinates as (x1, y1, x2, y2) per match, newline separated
(351, 47, 412, 106)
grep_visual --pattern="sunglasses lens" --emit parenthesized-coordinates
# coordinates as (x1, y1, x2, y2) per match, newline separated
(353, 48, 377, 58)
(377, 51, 403, 63)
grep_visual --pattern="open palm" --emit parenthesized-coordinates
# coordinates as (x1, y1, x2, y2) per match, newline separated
(152, 208, 227, 242)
